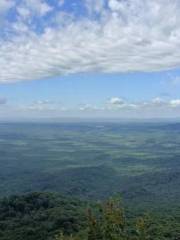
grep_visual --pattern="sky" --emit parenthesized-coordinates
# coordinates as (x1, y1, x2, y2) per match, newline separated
(0, 0, 180, 120)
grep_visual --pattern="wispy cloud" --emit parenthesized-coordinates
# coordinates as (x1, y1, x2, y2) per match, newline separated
(2, 96, 180, 119)
(0, 0, 14, 14)
(0, 0, 180, 83)
(12, 97, 180, 112)
(108, 97, 125, 106)
(19, 100, 58, 111)
(106, 96, 180, 111)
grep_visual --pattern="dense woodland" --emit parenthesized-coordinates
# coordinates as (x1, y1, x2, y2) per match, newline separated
(0, 193, 86, 240)
(0, 192, 179, 240)
(0, 123, 180, 239)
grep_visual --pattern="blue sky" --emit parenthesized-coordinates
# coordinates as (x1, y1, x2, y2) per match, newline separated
(0, 0, 180, 119)
(1, 70, 180, 103)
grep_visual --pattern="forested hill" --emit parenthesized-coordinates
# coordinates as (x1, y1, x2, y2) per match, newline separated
(1, 123, 180, 239)
(0, 192, 87, 240)
(0, 192, 179, 240)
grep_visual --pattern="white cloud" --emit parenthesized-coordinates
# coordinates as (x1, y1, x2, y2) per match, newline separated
(108, 97, 125, 105)
(107, 97, 180, 111)
(108, 0, 123, 12)
(149, 97, 166, 107)
(19, 100, 56, 111)
(151, 97, 163, 104)
(169, 99, 180, 107)
(0, 0, 14, 14)
(85, 0, 105, 15)
(21, 0, 53, 17)
(2, 97, 180, 119)
(16, 6, 31, 19)
(1, 0, 180, 83)
(79, 104, 96, 111)
(107, 97, 138, 110)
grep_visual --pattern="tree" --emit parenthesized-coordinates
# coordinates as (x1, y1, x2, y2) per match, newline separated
(55, 198, 164, 240)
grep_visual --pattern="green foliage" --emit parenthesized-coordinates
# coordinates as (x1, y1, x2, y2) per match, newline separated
(87, 198, 127, 240)
(55, 200, 126, 240)
(0, 192, 86, 240)
(135, 215, 153, 240)
(55, 198, 180, 240)
(0, 193, 179, 240)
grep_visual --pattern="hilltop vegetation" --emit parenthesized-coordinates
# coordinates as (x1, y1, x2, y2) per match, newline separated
(0, 192, 179, 240)
(0, 192, 87, 240)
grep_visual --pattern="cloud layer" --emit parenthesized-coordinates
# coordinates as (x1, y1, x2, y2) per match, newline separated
(7, 96, 180, 112)
(0, 0, 180, 83)
(2, 96, 180, 119)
